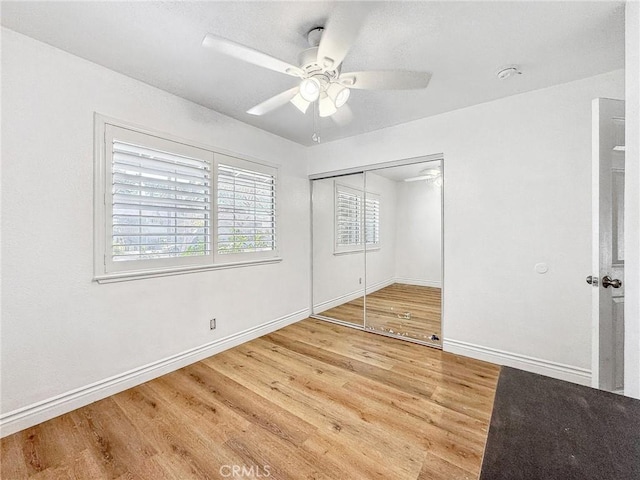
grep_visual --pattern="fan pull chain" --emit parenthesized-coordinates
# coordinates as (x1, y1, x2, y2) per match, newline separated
(312, 100, 321, 144)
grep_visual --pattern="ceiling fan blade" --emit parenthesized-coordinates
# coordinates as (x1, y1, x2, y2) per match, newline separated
(202, 33, 304, 78)
(247, 87, 299, 116)
(340, 71, 432, 90)
(317, 4, 370, 70)
(331, 104, 354, 126)
(290, 93, 311, 114)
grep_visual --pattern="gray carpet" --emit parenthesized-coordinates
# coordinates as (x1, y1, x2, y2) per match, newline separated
(480, 367, 640, 480)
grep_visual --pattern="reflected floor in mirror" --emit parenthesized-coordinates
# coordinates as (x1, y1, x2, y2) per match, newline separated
(318, 296, 365, 326)
(318, 283, 441, 345)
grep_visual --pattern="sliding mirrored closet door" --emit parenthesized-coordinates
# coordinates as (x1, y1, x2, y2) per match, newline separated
(312, 173, 365, 327)
(311, 158, 443, 347)
(363, 163, 442, 344)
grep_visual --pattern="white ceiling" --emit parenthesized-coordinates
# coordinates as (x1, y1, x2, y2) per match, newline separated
(1, 1, 625, 146)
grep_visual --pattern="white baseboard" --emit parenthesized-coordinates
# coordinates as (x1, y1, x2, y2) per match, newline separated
(366, 278, 396, 294)
(0, 308, 310, 438)
(394, 277, 442, 288)
(443, 338, 591, 386)
(313, 278, 395, 312)
(313, 289, 364, 312)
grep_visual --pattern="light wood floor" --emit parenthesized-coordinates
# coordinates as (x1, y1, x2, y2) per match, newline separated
(1, 319, 499, 480)
(319, 284, 441, 344)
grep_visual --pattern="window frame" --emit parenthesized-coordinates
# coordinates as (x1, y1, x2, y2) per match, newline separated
(94, 114, 281, 283)
(334, 182, 381, 255)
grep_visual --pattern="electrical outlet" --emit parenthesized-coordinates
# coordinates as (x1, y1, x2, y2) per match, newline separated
(210, 318, 216, 330)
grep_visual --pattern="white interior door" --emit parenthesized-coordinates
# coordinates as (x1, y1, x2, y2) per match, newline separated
(591, 98, 625, 392)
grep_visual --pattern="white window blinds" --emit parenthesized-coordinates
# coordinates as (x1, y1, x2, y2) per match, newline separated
(336, 188, 363, 247)
(365, 195, 380, 246)
(217, 162, 276, 254)
(335, 184, 380, 251)
(111, 140, 211, 262)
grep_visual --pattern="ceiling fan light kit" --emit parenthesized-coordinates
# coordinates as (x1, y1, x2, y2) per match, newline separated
(201, 5, 431, 140)
(327, 82, 350, 108)
(318, 92, 338, 118)
(299, 77, 321, 102)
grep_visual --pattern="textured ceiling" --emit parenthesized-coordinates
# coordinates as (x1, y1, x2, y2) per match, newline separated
(1, 1, 625, 146)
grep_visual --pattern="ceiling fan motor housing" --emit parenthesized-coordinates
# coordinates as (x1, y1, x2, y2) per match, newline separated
(298, 46, 340, 90)
(307, 27, 324, 47)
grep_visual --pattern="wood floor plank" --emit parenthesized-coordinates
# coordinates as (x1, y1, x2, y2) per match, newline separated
(204, 351, 429, 478)
(145, 373, 251, 443)
(267, 324, 400, 370)
(430, 386, 498, 422)
(223, 424, 335, 480)
(266, 332, 437, 398)
(0, 318, 499, 479)
(179, 361, 317, 448)
(202, 345, 418, 479)
(417, 450, 478, 480)
(112, 384, 243, 478)
(237, 337, 350, 388)
(250, 335, 490, 456)
(342, 378, 490, 445)
(0, 433, 30, 479)
(69, 398, 158, 479)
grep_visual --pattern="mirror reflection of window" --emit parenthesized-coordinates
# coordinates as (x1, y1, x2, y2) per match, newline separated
(335, 184, 380, 253)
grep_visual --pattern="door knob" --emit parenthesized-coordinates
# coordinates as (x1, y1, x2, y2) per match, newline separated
(586, 275, 598, 286)
(602, 275, 622, 289)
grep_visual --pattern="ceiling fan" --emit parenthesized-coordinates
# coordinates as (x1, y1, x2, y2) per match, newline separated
(201, 6, 431, 123)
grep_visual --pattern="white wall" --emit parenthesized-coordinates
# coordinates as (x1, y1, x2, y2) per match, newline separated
(0, 29, 310, 434)
(394, 172, 442, 287)
(308, 70, 625, 385)
(624, 0, 640, 399)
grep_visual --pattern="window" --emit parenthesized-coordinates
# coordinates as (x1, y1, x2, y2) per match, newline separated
(110, 136, 212, 264)
(335, 183, 380, 253)
(95, 118, 279, 281)
(216, 156, 277, 258)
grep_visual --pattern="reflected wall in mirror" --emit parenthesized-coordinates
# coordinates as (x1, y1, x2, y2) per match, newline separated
(312, 173, 365, 326)
(311, 159, 443, 347)
(364, 162, 442, 345)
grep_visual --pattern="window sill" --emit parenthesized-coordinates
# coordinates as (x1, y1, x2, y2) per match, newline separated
(94, 257, 283, 284)
(333, 247, 381, 256)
